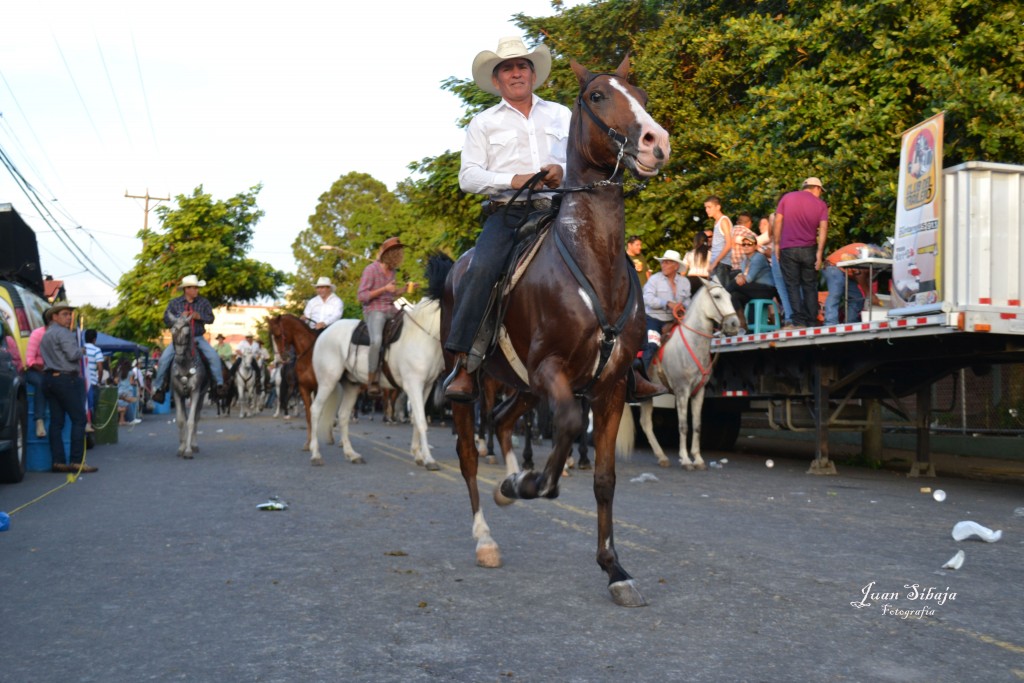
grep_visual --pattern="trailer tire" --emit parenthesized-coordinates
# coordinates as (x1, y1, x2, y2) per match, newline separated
(700, 409, 740, 452)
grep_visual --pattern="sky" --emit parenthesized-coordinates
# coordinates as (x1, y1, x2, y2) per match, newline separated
(0, 0, 583, 307)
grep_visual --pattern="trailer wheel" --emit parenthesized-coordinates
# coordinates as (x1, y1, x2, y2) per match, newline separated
(700, 409, 740, 452)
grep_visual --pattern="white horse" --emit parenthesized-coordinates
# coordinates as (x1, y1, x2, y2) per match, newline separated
(234, 347, 258, 418)
(638, 279, 741, 469)
(169, 315, 207, 459)
(308, 297, 445, 469)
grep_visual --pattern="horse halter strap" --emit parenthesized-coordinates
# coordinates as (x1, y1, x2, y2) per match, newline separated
(553, 229, 638, 397)
(577, 73, 629, 149)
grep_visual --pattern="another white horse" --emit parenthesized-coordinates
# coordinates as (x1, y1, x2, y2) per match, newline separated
(638, 279, 741, 469)
(308, 297, 445, 469)
(234, 347, 258, 418)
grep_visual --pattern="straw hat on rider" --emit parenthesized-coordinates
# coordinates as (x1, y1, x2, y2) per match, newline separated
(472, 36, 552, 97)
(313, 276, 336, 291)
(378, 237, 404, 259)
(179, 274, 206, 289)
(654, 250, 684, 266)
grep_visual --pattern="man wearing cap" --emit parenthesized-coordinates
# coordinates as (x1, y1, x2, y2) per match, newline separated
(39, 302, 95, 473)
(638, 250, 692, 378)
(773, 178, 829, 328)
(151, 275, 226, 403)
(301, 276, 344, 330)
(358, 237, 408, 396)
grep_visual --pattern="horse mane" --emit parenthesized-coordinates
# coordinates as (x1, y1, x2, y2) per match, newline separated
(424, 251, 454, 301)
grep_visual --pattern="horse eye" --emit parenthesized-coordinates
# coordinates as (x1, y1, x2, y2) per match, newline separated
(588, 90, 604, 103)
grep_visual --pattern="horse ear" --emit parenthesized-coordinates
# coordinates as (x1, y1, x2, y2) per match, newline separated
(570, 59, 592, 88)
(615, 53, 631, 79)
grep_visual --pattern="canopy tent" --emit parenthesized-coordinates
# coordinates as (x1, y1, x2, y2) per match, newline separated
(94, 331, 148, 355)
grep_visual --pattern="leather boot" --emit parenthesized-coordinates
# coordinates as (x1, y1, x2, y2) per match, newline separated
(627, 367, 668, 402)
(366, 372, 382, 397)
(443, 353, 477, 403)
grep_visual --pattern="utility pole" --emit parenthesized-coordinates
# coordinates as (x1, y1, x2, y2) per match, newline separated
(125, 188, 170, 233)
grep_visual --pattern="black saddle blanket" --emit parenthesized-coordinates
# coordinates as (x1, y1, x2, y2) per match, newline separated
(350, 311, 405, 347)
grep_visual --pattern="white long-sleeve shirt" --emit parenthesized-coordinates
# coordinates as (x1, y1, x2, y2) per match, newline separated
(303, 293, 344, 326)
(459, 95, 571, 201)
(643, 272, 692, 322)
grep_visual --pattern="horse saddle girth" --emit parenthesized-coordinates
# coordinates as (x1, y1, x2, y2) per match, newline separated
(350, 311, 405, 348)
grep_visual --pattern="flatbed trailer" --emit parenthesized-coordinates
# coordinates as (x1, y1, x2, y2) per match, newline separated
(661, 161, 1024, 475)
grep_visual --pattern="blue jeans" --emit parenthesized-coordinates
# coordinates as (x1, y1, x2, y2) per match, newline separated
(155, 337, 224, 388)
(823, 264, 865, 324)
(780, 246, 819, 327)
(42, 372, 87, 466)
(770, 256, 793, 324)
(446, 203, 532, 353)
(26, 368, 46, 421)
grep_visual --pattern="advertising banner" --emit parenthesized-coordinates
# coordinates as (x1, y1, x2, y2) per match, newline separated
(891, 113, 944, 308)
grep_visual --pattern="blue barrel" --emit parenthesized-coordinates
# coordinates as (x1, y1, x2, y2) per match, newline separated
(26, 385, 72, 472)
(152, 390, 171, 414)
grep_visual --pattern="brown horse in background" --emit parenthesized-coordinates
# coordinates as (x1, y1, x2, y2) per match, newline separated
(439, 57, 671, 606)
(268, 315, 319, 449)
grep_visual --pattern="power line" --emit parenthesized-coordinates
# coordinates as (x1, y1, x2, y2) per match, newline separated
(52, 34, 104, 145)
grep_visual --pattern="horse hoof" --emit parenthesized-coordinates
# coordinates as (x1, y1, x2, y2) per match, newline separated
(681, 463, 694, 471)
(657, 459, 671, 468)
(493, 484, 515, 507)
(577, 461, 592, 471)
(183, 453, 194, 460)
(609, 579, 648, 607)
(476, 543, 502, 568)
(694, 463, 707, 471)
(351, 456, 366, 464)
(310, 456, 325, 467)
(425, 461, 441, 472)
(484, 455, 498, 466)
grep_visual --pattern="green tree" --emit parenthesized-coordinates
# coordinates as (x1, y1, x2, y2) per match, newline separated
(110, 185, 285, 342)
(290, 172, 447, 317)
(408, 0, 1024, 260)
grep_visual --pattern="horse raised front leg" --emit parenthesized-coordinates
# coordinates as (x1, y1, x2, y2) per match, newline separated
(452, 402, 500, 568)
(496, 367, 577, 505)
(490, 392, 537, 506)
(591, 390, 647, 608)
(638, 400, 671, 468)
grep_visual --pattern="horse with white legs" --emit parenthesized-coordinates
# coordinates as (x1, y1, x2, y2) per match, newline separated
(234, 347, 258, 418)
(169, 315, 208, 458)
(307, 254, 450, 468)
(637, 279, 741, 469)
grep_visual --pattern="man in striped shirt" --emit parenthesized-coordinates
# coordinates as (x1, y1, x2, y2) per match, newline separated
(84, 329, 104, 432)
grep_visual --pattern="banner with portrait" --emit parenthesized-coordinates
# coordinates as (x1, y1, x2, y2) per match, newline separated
(891, 113, 944, 308)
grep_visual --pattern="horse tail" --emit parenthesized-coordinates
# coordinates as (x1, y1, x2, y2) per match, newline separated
(616, 404, 636, 459)
(425, 251, 455, 301)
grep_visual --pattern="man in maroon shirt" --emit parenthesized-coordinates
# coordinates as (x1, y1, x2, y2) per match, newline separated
(357, 237, 407, 396)
(772, 177, 829, 328)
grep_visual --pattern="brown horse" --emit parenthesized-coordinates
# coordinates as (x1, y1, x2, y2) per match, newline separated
(267, 314, 319, 449)
(439, 57, 670, 607)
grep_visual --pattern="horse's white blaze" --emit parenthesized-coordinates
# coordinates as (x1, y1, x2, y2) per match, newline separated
(608, 78, 660, 135)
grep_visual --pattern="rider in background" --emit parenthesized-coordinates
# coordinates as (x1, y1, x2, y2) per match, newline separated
(639, 250, 691, 379)
(301, 276, 344, 330)
(358, 237, 407, 398)
(151, 274, 226, 404)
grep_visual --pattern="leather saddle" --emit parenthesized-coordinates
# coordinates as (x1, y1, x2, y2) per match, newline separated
(350, 310, 406, 349)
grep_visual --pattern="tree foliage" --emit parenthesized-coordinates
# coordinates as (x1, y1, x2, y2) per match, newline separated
(289, 172, 447, 316)
(407, 0, 1024, 263)
(109, 185, 285, 342)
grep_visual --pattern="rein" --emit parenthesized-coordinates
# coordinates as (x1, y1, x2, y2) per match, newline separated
(553, 229, 638, 397)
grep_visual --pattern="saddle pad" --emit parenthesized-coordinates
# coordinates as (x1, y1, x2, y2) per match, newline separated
(350, 311, 406, 347)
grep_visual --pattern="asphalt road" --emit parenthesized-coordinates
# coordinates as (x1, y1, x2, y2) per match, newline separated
(1, 404, 1022, 682)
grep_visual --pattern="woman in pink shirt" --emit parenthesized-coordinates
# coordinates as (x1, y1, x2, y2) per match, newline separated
(25, 318, 49, 437)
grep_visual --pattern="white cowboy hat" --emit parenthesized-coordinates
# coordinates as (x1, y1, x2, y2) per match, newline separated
(654, 249, 684, 265)
(313, 276, 335, 291)
(472, 36, 552, 97)
(179, 274, 206, 288)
